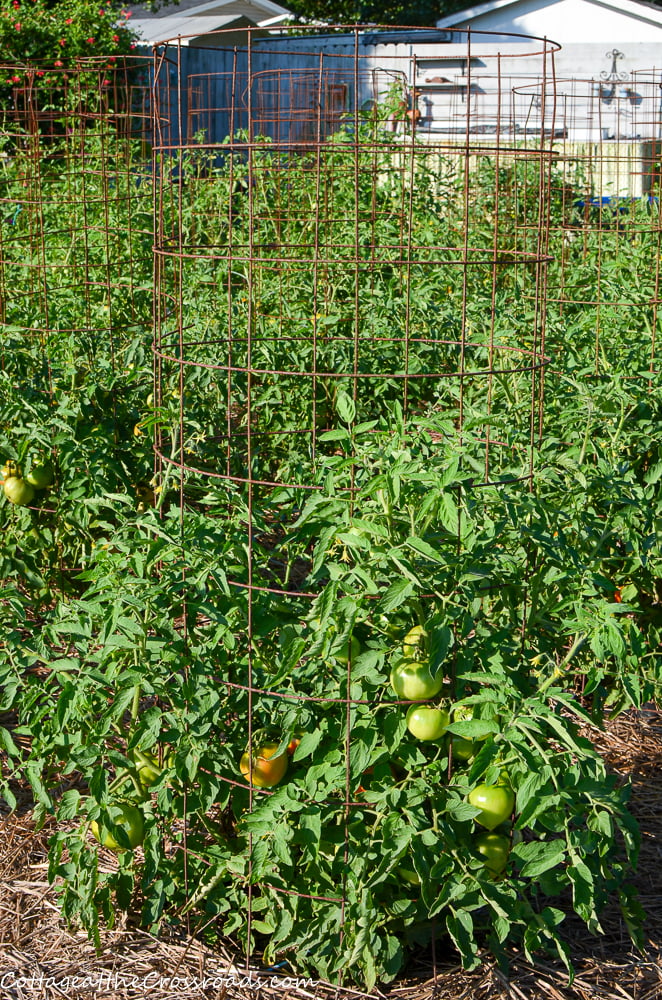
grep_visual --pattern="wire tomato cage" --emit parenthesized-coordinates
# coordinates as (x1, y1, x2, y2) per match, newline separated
(0, 56, 155, 581)
(515, 75, 662, 381)
(0, 56, 155, 378)
(151, 25, 558, 974)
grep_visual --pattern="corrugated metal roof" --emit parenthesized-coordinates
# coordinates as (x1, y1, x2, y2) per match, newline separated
(131, 12, 243, 44)
(128, 0, 291, 23)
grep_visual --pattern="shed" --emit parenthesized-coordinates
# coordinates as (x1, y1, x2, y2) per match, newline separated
(128, 0, 292, 47)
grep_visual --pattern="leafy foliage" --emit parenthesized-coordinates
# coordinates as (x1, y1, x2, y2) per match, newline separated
(282, 0, 468, 28)
(0, 88, 660, 988)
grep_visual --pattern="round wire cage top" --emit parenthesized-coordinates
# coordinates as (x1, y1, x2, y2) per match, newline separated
(152, 24, 556, 521)
(153, 25, 560, 152)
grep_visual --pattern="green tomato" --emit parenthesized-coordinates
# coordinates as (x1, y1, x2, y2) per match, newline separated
(333, 635, 360, 665)
(475, 831, 510, 874)
(467, 782, 515, 830)
(406, 704, 450, 741)
(402, 624, 427, 659)
(4, 476, 34, 506)
(91, 802, 144, 851)
(0, 460, 21, 483)
(375, 614, 402, 640)
(390, 660, 444, 701)
(451, 736, 476, 761)
(132, 749, 162, 787)
(26, 461, 54, 489)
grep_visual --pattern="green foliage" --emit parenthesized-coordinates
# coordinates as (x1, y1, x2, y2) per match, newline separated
(0, 102, 660, 988)
(282, 0, 468, 28)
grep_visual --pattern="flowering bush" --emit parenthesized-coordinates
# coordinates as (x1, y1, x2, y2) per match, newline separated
(0, 0, 139, 108)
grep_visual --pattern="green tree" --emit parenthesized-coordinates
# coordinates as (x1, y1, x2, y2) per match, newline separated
(283, 0, 468, 25)
(0, 0, 138, 110)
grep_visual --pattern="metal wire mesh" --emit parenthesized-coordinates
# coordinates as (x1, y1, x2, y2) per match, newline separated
(0, 56, 156, 583)
(0, 57, 154, 385)
(517, 75, 662, 377)
(151, 26, 558, 973)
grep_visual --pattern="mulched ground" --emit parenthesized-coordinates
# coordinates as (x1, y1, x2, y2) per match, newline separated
(1, 710, 661, 1000)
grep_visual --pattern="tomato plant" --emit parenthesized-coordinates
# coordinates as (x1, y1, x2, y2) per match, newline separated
(396, 866, 421, 886)
(0, 104, 657, 992)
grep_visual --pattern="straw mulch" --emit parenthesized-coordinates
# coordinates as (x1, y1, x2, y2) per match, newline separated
(1, 710, 661, 1000)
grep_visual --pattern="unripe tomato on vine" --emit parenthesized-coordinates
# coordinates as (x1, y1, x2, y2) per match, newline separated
(4, 476, 34, 506)
(390, 660, 444, 701)
(91, 802, 144, 851)
(239, 742, 288, 788)
(26, 460, 54, 489)
(468, 782, 515, 830)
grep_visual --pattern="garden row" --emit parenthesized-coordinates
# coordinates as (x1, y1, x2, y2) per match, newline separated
(0, 102, 660, 988)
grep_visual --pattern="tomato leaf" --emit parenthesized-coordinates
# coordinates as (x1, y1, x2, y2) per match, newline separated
(378, 578, 413, 612)
(446, 908, 480, 970)
(446, 719, 500, 740)
(511, 839, 566, 878)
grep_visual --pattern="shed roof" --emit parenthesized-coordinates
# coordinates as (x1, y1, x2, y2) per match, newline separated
(129, 0, 292, 45)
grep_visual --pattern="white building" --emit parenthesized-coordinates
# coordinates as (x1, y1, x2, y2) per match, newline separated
(436, 0, 662, 78)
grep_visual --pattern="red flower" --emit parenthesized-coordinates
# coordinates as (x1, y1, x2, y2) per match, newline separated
(109, 54, 117, 60)
(86, 37, 95, 44)
(99, 8, 105, 14)
(65, 17, 73, 23)
(14, 21, 21, 29)
(54, 59, 63, 67)
(11, 75, 20, 83)
(12, 0, 19, 8)
(36, 69, 44, 77)
(59, 38, 66, 45)
(102, 78, 110, 86)
(112, 33, 119, 42)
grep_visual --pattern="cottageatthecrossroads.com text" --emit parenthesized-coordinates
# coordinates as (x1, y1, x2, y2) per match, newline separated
(0, 971, 318, 993)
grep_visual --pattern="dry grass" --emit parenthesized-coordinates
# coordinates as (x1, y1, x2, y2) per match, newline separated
(1, 709, 661, 1000)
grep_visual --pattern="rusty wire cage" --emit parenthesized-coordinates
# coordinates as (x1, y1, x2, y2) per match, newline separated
(0, 57, 154, 387)
(0, 56, 156, 582)
(516, 75, 662, 378)
(150, 26, 558, 983)
(154, 29, 554, 979)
